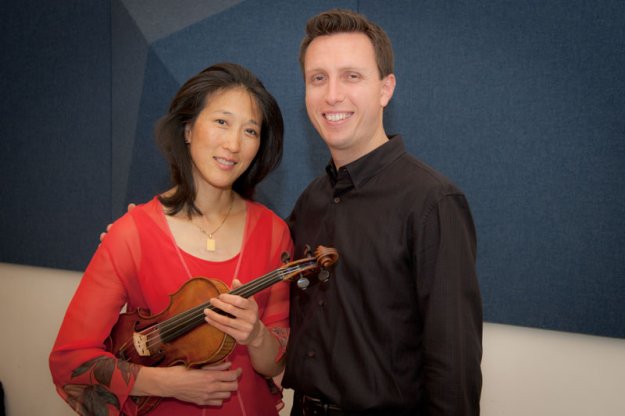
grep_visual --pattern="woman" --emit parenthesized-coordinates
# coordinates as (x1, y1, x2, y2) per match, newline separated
(50, 63, 292, 416)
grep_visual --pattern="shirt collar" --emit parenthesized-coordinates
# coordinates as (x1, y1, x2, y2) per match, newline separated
(325, 135, 406, 189)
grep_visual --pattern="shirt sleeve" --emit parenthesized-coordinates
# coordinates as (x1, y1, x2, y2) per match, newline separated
(49, 214, 143, 416)
(415, 193, 483, 415)
(260, 214, 294, 362)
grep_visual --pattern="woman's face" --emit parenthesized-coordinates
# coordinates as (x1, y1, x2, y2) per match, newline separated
(185, 87, 262, 192)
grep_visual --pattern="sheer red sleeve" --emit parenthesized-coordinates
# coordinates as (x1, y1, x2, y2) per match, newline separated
(259, 208, 293, 362)
(49, 213, 144, 416)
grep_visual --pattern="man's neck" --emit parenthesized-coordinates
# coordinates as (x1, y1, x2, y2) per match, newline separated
(330, 133, 389, 169)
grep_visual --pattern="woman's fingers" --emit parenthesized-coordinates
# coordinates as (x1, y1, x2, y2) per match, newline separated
(205, 294, 261, 344)
(162, 364, 242, 406)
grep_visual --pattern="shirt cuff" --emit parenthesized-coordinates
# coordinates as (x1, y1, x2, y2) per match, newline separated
(268, 327, 289, 363)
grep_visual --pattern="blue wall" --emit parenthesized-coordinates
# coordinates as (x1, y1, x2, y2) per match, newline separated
(1, 1, 111, 269)
(1, 0, 624, 339)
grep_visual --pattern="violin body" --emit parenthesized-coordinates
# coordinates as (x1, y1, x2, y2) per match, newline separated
(105, 245, 338, 415)
(106, 278, 236, 415)
(107, 278, 235, 368)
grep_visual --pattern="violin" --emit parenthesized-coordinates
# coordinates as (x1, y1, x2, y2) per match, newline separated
(105, 245, 338, 414)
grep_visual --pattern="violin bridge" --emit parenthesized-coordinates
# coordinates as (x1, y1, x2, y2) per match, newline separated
(133, 332, 151, 356)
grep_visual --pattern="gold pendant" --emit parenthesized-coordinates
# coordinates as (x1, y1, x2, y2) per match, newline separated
(206, 237, 216, 252)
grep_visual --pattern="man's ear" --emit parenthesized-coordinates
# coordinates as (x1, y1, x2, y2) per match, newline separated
(380, 73, 396, 108)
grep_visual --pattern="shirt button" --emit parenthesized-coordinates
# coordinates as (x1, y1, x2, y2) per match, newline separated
(333, 197, 341, 203)
(307, 350, 316, 358)
(318, 299, 325, 307)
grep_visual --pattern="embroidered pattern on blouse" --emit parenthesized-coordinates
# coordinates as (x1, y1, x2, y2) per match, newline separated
(63, 356, 139, 416)
(269, 327, 289, 362)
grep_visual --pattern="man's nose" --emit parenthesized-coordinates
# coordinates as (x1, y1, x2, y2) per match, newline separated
(325, 78, 345, 105)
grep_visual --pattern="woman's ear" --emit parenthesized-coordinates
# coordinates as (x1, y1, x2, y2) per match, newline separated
(184, 124, 191, 144)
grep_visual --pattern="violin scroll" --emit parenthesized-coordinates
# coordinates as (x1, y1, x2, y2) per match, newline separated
(312, 245, 339, 269)
(295, 245, 338, 289)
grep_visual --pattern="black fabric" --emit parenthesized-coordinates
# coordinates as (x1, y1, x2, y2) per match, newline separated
(0, 381, 5, 416)
(284, 136, 482, 414)
(292, 392, 417, 416)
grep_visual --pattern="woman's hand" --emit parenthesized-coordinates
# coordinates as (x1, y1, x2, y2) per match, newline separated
(133, 361, 241, 407)
(204, 280, 284, 377)
(204, 279, 264, 347)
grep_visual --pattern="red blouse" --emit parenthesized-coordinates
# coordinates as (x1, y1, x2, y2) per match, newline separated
(50, 197, 293, 416)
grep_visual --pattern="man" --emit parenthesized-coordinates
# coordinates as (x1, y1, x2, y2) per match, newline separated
(282, 9, 482, 415)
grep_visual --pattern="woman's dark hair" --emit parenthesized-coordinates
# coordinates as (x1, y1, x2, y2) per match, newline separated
(156, 62, 284, 217)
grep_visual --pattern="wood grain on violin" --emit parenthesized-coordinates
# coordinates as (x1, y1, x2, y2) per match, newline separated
(105, 245, 338, 415)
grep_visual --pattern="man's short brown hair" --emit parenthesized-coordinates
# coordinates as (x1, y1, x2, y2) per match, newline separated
(299, 8, 394, 79)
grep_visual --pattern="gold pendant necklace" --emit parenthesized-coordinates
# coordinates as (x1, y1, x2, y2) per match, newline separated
(193, 196, 234, 252)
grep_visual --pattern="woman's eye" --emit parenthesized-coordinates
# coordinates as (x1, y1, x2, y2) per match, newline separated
(246, 128, 259, 137)
(216, 119, 227, 126)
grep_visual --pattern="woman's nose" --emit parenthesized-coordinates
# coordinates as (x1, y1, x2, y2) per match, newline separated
(222, 130, 241, 152)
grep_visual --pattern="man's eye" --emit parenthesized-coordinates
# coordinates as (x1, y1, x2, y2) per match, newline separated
(216, 119, 227, 125)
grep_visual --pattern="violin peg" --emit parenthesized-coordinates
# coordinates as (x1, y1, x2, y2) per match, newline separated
(281, 252, 291, 264)
(304, 244, 312, 257)
(297, 276, 310, 290)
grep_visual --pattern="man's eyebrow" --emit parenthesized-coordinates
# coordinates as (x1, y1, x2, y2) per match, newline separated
(304, 67, 325, 75)
(306, 65, 366, 74)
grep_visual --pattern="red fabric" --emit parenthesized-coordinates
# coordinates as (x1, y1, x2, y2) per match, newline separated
(50, 197, 293, 416)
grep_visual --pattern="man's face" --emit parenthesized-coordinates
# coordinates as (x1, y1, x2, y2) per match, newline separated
(303, 32, 395, 165)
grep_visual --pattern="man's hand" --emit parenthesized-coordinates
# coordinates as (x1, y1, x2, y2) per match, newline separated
(99, 203, 136, 243)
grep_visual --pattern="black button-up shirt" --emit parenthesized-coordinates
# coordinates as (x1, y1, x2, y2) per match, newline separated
(284, 136, 482, 414)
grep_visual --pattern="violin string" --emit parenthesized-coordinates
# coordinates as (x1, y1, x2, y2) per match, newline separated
(141, 271, 285, 346)
(158, 265, 301, 335)
(117, 263, 314, 359)
(118, 340, 141, 362)
(162, 264, 307, 342)
(117, 258, 322, 359)
(140, 265, 307, 348)
(231, 263, 310, 297)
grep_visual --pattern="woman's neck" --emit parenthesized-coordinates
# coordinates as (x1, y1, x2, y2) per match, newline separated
(193, 189, 236, 219)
